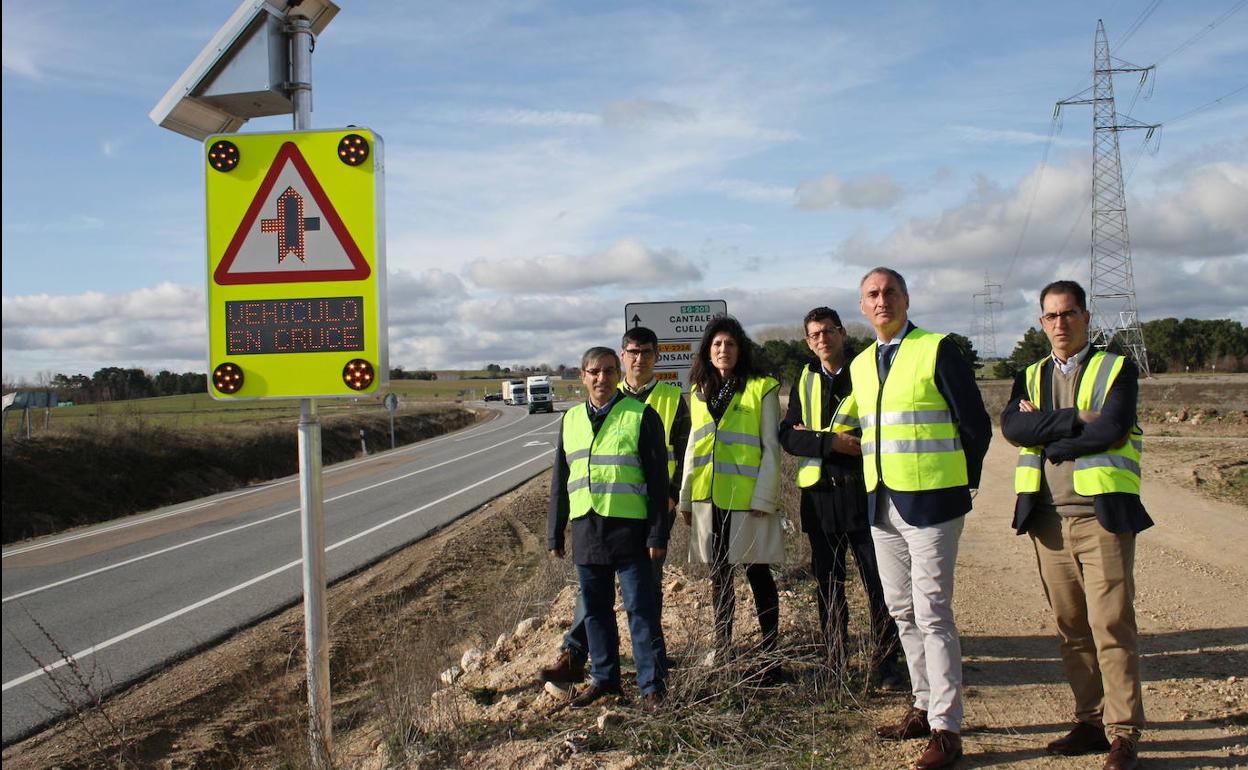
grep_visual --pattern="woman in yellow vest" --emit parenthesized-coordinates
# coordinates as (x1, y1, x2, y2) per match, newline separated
(678, 316, 784, 678)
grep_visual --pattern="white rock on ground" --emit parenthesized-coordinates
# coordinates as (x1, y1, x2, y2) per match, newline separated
(439, 665, 462, 685)
(514, 616, 541, 636)
(461, 647, 485, 672)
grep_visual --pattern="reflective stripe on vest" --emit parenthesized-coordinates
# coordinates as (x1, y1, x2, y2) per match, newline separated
(1013, 352, 1143, 496)
(848, 328, 967, 492)
(795, 367, 824, 488)
(622, 380, 683, 478)
(562, 398, 648, 519)
(688, 376, 780, 509)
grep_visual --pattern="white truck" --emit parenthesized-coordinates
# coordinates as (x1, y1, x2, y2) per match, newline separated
(502, 379, 527, 406)
(526, 375, 554, 414)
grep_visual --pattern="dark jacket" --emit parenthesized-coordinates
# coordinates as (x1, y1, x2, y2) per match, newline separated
(861, 323, 993, 527)
(1000, 355, 1153, 535)
(547, 392, 671, 564)
(779, 360, 869, 533)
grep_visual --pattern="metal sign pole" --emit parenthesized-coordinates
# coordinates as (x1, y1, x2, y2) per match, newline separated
(289, 14, 332, 767)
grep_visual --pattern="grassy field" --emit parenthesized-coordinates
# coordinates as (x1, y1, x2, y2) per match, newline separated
(2, 377, 584, 435)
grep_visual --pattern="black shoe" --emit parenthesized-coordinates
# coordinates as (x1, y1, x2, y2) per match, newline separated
(568, 681, 623, 708)
(872, 658, 908, 691)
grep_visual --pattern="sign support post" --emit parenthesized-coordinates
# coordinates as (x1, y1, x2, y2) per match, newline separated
(288, 14, 333, 766)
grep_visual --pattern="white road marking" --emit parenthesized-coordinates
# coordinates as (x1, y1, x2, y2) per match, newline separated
(1, 407, 523, 560)
(2, 416, 560, 602)
(2, 450, 554, 693)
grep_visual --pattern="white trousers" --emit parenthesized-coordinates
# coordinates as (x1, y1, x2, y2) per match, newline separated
(872, 493, 965, 733)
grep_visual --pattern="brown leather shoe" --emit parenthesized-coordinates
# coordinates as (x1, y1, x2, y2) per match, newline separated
(915, 730, 962, 770)
(568, 681, 623, 708)
(876, 707, 930, 740)
(640, 691, 665, 712)
(537, 650, 586, 684)
(1103, 737, 1140, 770)
(1047, 722, 1111, 755)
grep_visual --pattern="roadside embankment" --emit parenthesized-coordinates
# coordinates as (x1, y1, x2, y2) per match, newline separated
(1, 406, 482, 544)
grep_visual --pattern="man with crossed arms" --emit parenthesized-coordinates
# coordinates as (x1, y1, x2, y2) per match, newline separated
(1001, 280, 1149, 770)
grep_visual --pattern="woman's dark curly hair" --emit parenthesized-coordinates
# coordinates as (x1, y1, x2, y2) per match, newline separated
(688, 314, 764, 394)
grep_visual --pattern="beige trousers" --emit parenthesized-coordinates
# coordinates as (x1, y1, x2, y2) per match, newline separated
(1029, 510, 1144, 741)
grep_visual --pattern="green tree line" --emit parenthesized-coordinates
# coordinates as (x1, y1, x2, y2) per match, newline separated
(44, 368, 208, 404)
(993, 318, 1248, 378)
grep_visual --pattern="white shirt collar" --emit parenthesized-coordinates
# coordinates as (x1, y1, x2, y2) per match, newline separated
(1052, 342, 1092, 375)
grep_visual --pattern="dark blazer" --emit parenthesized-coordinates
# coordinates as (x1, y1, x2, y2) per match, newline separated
(779, 361, 869, 533)
(861, 324, 993, 527)
(1000, 355, 1153, 535)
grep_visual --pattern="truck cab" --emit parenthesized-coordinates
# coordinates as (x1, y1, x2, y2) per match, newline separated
(526, 375, 553, 414)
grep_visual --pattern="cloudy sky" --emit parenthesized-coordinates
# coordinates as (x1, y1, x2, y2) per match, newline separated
(3, 0, 1246, 381)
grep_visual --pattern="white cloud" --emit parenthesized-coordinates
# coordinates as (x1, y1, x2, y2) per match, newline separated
(710, 178, 793, 204)
(796, 172, 905, 210)
(464, 238, 702, 293)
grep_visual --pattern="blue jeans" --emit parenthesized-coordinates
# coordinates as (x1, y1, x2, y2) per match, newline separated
(564, 549, 667, 663)
(576, 559, 664, 695)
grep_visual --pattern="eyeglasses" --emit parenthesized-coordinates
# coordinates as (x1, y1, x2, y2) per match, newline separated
(583, 367, 619, 377)
(805, 328, 841, 340)
(622, 347, 657, 359)
(1040, 309, 1082, 325)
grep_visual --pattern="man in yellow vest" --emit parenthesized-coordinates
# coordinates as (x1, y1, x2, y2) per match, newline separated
(547, 346, 671, 707)
(835, 267, 991, 770)
(539, 327, 690, 683)
(1001, 280, 1150, 770)
(779, 306, 903, 689)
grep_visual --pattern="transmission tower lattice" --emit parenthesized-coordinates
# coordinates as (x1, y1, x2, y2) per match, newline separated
(972, 274, 1002, 360)
(1055, 19, 1158, 376)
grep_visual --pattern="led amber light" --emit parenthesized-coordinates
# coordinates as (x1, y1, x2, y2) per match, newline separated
(207, 140, 240, 172)
(213, 362, 244, 394)
(342, 358, 374, 391)
(337, 134, 369, 166)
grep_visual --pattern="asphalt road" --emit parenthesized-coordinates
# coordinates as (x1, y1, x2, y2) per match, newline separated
(1, 403, 560, 745)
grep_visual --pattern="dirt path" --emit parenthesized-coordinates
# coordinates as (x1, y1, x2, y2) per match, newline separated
(937, 439, 1248, 769)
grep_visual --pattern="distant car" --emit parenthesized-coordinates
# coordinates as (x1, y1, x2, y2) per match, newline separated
(484, 393, 503, 402)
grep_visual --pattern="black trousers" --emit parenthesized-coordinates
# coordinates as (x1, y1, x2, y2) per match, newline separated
(710, 506, 779, 654)
(807, 520, 900, 667)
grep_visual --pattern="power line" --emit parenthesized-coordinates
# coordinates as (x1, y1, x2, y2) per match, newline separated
(1162, 82, 1248, 125)
(1155, 0, 1247, 66)
(1003, 116, 1059, 289)
(1118, 0, 1164, 49)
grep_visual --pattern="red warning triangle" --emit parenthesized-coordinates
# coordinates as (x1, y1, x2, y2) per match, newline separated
(214, 142, 371, 285)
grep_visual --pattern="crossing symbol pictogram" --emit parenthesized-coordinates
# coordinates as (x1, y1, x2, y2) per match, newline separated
(213, 142, 370, 285)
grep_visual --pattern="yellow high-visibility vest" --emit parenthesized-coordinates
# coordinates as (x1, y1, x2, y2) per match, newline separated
(562, 398, 648, 519)
(688, 376, 779, 509)
(1014, 351, 1143, 496)
(845, 328, 967, 492)
(621, 380, 683, 478)
(795, 367, 825, 488)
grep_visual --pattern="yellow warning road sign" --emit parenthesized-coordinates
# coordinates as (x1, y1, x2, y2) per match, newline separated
(205, 129, 386, 399)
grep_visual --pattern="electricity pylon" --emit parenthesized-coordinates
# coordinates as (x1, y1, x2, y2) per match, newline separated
(1055, 19, 1158, 376)
(972, 274, 1002, 360)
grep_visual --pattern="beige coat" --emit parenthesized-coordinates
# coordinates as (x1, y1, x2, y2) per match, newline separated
(679, 387, 785, 564)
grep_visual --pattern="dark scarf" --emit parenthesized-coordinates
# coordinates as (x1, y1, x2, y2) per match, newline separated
(706, 374, 742, 421)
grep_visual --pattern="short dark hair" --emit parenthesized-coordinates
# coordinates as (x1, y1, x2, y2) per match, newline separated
(622, 326, 659, 350)
(803, 306, 842, 330)
(1039, 280, 1087, 311)
(860, 266, 909, 297)
(581, 346, 620, 370)
(688, 314, 763, 393)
